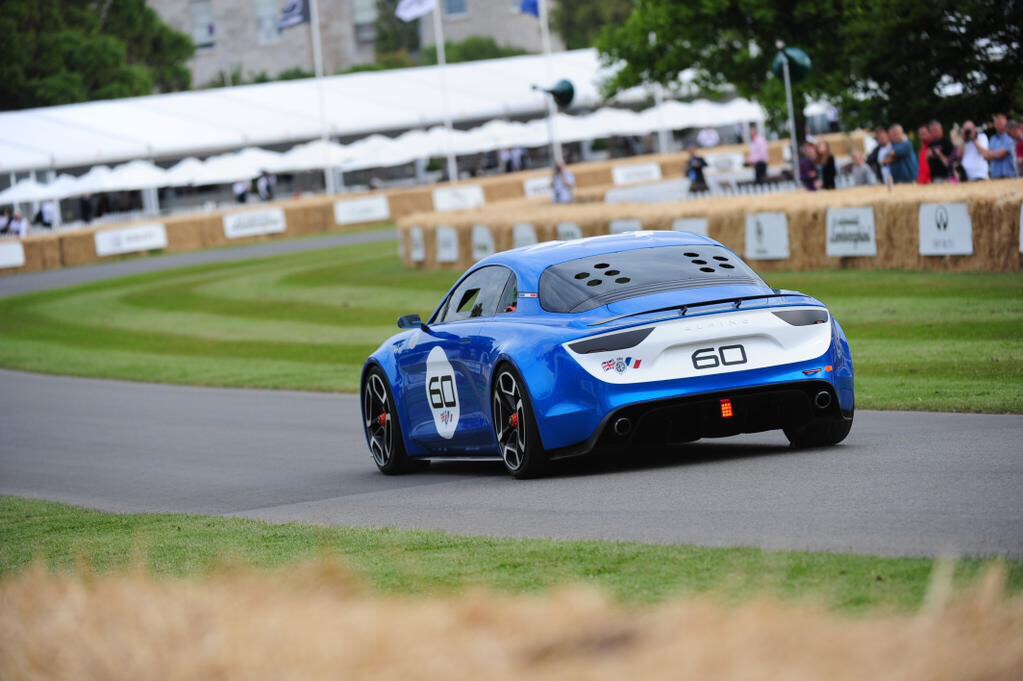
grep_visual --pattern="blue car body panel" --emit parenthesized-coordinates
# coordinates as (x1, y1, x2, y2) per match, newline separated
(364, 232, 854, 458)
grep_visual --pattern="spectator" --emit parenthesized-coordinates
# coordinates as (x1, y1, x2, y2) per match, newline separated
(256, 170, 276, 200)
(33, 200, 58, 228)
(988, 114, 1019, 179)
(885, 124, 918, 184)
(1010, 120, 1023, 176)
(0, 207, 11, 233)
(817, 140, 837, 190)
(697, 126, 720, 148)
(867, 127, 893, 184)
(8, 211, 29, 238)
(79, 194, 94, 224)
(685, 148, 709, 193)
(916, 125, 932, 184)
(747, 124, 769, 183)
(848, 151, 878, 186)
(926, 120, 954, 182)
(232, 180, 249, 203)
(551, 162, 575, 204)
(958, 120, 990, 181)
(799, 142, 820, 191)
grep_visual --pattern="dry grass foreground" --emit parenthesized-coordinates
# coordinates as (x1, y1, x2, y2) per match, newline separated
(2, 560, 1022, 681)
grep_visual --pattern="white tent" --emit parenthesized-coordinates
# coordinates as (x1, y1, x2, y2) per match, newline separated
(194, 148, 284, 185)
(162, 157, 206, 187)
(276, 140, 352, 172)
(107, 160, 168, 191)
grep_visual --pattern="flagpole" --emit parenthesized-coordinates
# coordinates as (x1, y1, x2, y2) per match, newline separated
(538, 0, 563, 166)
(308, 0, 337, 194)
(430, 7, 459, 183)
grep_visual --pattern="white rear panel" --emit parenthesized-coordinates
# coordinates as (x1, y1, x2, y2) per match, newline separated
(565, 307, 831, 384)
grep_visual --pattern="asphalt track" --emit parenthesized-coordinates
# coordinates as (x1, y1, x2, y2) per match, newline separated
(1, 230, 1021, 557)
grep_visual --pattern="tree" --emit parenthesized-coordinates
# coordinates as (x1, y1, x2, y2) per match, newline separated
(374, 0, 420, 55)
(0, 0, 194, 111)
(552, 0, 633, 50)
(596, 0, 1022, 134)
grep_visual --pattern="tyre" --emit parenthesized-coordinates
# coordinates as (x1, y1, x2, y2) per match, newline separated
(492, 364, 548, 479)
(784, 412, 854, 448)
(363, 367, 422, 474)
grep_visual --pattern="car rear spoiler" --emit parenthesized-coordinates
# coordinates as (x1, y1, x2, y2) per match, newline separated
(589, 291, 808, 327)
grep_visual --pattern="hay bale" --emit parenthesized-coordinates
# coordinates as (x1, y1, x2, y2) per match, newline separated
(58, 229, 99, 267)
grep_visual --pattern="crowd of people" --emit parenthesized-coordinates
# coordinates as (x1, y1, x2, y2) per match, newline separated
(858, 113, 1021, 188)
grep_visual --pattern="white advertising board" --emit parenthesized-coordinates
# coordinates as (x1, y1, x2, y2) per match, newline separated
(333, 195, 390, 225)
(556, 222, 582, 241)
(409, 226, 425, 263)
(612, 162, 662, 186)
(513, 223, 538, 248)
(94, 223, 168, 257)
(610, 219, 643, 234)
(919, 203, 972, 256)
(0, 241, 26, 269)
(744, 212, 790, 260)
(436, 226, 459, 263)
(826, 207, 878, 257)
(433, 185, 485, 212)
(522, 176, 552, 199)
(672, 218, 709, 237)
(471, 224, 495, 260)
(223, 208, 286, 240)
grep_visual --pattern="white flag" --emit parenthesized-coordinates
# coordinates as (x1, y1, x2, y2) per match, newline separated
(396, 0, 436, 22)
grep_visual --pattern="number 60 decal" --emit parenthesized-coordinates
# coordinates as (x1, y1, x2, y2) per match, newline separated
(692, 344, 748, 370)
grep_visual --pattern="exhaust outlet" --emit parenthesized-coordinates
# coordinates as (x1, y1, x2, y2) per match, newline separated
(814, 391, 832, 410)
(613, 418, 632, 437)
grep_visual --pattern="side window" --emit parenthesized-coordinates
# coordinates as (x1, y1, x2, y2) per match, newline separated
(496, 274, 518, 314)
(437, 267, 515, 323)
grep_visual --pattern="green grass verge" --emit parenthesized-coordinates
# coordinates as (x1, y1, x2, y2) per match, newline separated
(2, 497, 1020, 611)
(0, 239, 1020, 411)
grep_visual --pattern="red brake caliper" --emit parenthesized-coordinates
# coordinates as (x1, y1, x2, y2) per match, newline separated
(509, 412, 519, 429)
(377, 412, 389, 427)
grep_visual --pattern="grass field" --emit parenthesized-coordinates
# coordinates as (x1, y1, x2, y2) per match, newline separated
(0, 238, 1021, 411)
(3, 496, 1021, 611)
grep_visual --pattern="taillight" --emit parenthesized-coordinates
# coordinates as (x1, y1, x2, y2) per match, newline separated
(720, 399, 734, 419)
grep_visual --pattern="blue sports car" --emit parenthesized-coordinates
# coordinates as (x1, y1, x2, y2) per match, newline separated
(362, 231, 854, 478)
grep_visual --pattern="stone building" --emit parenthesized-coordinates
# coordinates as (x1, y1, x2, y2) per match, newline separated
(149, 1, 563, 88)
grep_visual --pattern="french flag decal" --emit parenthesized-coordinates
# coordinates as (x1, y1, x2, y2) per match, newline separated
(634, 359, 642, 369)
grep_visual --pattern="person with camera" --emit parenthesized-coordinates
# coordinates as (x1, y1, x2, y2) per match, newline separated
(958, 120, 990, 181)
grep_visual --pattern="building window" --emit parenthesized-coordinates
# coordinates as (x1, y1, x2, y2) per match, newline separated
(255, 0, 280, 45)
(190, 0, 216, 49)
(353, 0, 378, 44)
(444, 0, 468, 17)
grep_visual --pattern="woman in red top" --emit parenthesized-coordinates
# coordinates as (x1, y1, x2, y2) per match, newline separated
(916, 125, 932, 184)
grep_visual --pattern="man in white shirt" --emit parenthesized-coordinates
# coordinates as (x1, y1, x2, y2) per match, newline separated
(8, 211, 29, 238)
(958, 120, 990, 181)
(551, 163, 575, 204)
(697, 126, 720, 148)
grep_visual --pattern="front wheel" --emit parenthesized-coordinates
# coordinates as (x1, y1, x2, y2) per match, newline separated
(784, 412, 854, 448)
(492, 365, 548, 479)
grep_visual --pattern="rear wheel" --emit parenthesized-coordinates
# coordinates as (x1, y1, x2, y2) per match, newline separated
(492, 366, 548, 479)
(784, 412, 854, 448)
(363, 367, 422, 474)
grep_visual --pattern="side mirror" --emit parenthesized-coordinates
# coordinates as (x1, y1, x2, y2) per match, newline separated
(397, 314, 423, 330)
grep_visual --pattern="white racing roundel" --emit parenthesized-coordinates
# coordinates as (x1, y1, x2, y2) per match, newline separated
(425, 347, 460, 439)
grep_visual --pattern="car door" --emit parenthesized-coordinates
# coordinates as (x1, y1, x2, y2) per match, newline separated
(396, 266, 512, 453)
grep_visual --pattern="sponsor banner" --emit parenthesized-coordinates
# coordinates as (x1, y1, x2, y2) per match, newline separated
(333, 195, 390, 225)
(223, 208, 287, 240)
(436, 226, 459, 263)
(744, 212, 790, 260)
(522, 176, 552, 199)
(471, 224, 495, 260)
(432, 185, 485, 212)
(556, 222, 582, 241)
(94, 223, 168, 257)
(0, 241, 26, 269)
(672, 217, 709, 237)
(612, 162, 662, 186)
(610, 219, 643, 234)
(826, 207, 877, 257)
(513, 223, 538, 248)
(919, 203, 972, 256)
(409, 226, 425, 262)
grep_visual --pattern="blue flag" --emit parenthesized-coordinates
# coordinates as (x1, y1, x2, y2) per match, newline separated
(520, 0, 539, 18)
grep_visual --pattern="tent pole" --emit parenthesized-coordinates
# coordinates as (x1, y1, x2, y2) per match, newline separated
(309, 0, 336, 195)
(538, 0, 563, 166)
(431, 7, 459, 183)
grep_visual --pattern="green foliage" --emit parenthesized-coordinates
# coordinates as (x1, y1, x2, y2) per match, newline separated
(4, 497, 1020, 609)
(374, 0, 420, 55)
(597, 0, 1023, 132)
(552, 0, 634, 50)
(421, 36, 528, 65)
(0, 0, 194, 110)
(340, 51, 417, 74)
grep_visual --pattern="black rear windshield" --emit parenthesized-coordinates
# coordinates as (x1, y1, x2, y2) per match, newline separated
(539, 245, 765, 313)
